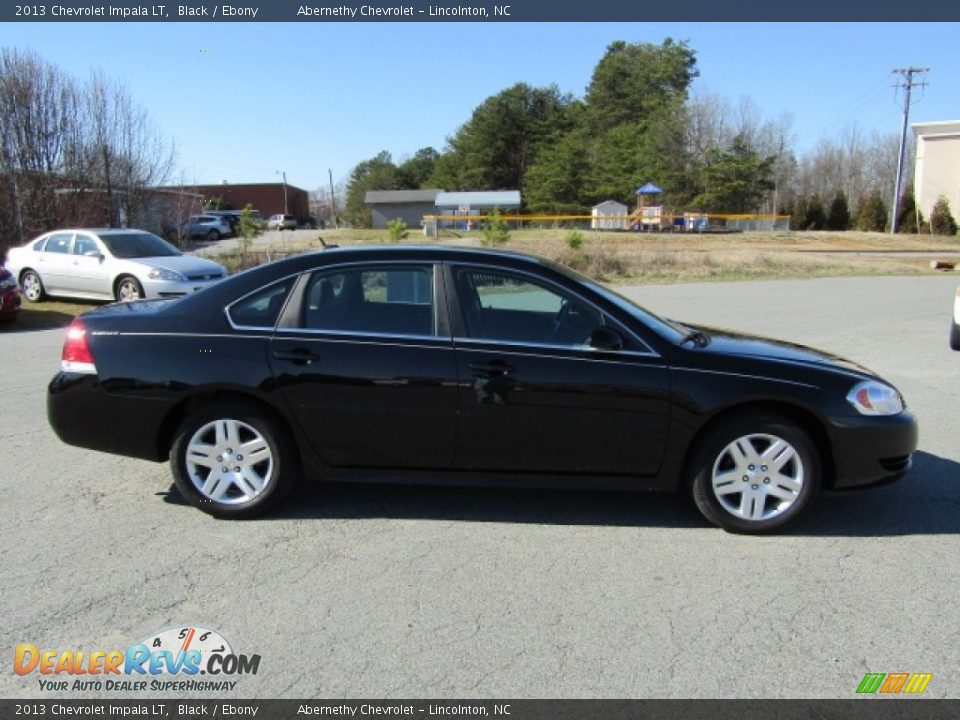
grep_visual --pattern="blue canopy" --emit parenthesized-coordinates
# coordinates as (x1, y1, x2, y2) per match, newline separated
(635, 182, 663, 195)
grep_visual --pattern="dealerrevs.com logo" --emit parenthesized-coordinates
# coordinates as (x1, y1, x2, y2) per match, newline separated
(856, 672, 933, 695)
(14, 626, 260, 693)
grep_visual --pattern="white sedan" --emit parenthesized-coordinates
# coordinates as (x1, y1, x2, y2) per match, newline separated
(4, 229, 227, 303)
(952, 287, 960, 350)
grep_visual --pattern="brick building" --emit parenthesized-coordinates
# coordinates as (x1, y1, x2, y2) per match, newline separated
(160, 182, 311, 223)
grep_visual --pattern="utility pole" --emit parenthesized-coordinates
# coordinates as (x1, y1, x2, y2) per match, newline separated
(890, 66, 929, 233)
(277, 170, 288, 215)
(328, 168, 337, 229)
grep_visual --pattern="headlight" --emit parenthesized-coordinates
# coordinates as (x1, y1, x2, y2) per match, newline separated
(0, 276, 16, 291)
(846, 380, 904, 416)
(147, 267, 185, 282)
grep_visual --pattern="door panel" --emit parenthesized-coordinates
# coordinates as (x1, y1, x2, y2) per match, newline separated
(36, 232, 75, 294)
(454, 343, 670, 475)
(268, 263, 459, 469)
(70, 234, 111, 296)
(448, 264, 671, 476)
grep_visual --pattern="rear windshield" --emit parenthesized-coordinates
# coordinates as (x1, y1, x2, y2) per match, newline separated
(99, 232, 182, 259)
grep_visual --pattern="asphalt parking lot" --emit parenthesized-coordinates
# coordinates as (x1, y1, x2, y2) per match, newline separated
(1, 274, 958, 699)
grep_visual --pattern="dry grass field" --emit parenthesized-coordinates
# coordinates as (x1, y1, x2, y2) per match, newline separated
(6, 228, 958, 327)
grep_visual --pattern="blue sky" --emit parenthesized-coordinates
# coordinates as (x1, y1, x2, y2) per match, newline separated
(4, 22, 958, 193)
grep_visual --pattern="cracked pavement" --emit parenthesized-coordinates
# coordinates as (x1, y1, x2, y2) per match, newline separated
(1, 275, 958, 699)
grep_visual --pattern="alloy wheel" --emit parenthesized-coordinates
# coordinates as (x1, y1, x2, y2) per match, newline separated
(185, 419, 274, 505)
(710, 433, 804, 522)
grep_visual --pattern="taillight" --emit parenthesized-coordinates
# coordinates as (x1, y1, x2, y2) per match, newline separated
(61, 318, 97, 374)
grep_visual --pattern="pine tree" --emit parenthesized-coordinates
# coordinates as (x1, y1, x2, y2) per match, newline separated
(826, 191, 850, 230)
(805, 194, 826, 230)
(855, 192, 887, 231)
(790, 195, 809, 231)
(929, 196, 958, 236)
(895, 186, 922, 233)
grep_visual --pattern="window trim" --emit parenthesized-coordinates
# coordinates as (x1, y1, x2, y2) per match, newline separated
(443, 261, 659, 357)
(224, 271, 302, 332)
(294, 261, 441, 338)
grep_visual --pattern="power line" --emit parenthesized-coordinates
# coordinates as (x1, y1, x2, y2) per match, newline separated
(890, 66, 929, 233)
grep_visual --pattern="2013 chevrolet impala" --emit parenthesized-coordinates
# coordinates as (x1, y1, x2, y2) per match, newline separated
(47, 246, 917, 532)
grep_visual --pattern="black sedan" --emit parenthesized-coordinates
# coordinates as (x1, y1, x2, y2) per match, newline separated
(47, 246, 917, 532)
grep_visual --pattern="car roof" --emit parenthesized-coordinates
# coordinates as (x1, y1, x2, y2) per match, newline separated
(288, 243, 557, 268)
(41, 228, 155, 235)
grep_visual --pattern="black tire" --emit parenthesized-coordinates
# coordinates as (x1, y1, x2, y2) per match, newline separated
(950, 320, 960, 351)
(20, 269, 46, 303)
(690, 411, 821, 534)
(115, 275, 144, 302)
(169, 403, 298, 519)
(206, 229, 220, 242)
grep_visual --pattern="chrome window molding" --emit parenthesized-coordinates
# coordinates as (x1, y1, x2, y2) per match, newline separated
(452, 336, 660, 359)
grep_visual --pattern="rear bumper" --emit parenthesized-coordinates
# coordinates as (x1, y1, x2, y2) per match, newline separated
(828, 410, 918, 490)
(48, 372, 174, 461)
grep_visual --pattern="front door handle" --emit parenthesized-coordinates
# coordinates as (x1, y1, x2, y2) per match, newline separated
(272, 348, 321, 365)
(468, 360, 516, 376)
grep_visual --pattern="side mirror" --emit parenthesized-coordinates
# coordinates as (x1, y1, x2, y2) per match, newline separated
(589, 326, 624, 351)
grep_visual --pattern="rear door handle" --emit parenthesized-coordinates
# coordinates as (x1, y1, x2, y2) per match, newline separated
(272, 348, 321, 365)
(468, 360, 516, 376)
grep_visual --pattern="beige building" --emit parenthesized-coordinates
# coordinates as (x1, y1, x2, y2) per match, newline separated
(913, 120, 960, 220)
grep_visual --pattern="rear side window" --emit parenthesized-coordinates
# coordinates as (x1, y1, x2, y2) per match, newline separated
(228, 278, 296, 329)
(44, 233, 73, 254)
(302, 265, 435, 337)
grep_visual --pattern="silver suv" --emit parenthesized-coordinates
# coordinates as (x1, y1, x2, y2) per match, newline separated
(267, 214, 297, 231)
(184, 214, 232, 241)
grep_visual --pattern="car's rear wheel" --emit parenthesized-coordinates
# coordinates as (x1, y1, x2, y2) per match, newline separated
(20, 270, 46, 303)
(207, 229, 220, 242)
(690, 412, 821, 533)
(950, 320, 960, 351)
(169, 404, 298, 518)
(115, 275, 144, 302)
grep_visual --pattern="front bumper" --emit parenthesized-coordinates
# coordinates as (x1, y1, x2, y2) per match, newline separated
(828, 410, 918, 490)
(142, 277, 223, 299)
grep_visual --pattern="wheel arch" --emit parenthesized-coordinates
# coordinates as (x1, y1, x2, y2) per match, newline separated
(679, 400, 837, 493)
(156, 389, 303, 467)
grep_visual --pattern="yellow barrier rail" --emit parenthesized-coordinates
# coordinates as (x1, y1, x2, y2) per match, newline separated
(423, 214, 790, 222)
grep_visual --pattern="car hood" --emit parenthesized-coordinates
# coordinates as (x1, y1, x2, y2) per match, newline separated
(688, 325, 876, 377)
(128, 255, 225, 275)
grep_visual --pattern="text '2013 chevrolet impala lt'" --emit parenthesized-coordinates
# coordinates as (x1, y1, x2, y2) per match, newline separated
(47, 246, 917, 533)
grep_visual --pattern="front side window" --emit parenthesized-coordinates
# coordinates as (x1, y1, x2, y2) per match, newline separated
(454, 267, 602, 346)
(302, 265, 435, 337)
(228, 278, 296, 328)
(73, 235, 100, 256)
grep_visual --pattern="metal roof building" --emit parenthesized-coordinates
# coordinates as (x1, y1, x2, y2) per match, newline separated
(365, 189, 443, 229)
(435, 191, 521, 210)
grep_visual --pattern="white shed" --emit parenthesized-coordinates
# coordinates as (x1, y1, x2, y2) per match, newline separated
(591, 200, 629, 230)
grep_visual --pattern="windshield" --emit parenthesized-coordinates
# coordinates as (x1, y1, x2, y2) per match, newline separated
(99, 232, 182, 259)
(547, 260, 686, 343)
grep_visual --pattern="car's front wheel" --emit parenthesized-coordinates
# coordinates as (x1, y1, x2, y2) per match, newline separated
(207, 229, 220, 242)
(20, 270, 46, 303)
(690, 412, 821, 533)
(950, 319, 960, 351)
(115, 275, 144, 302)
(169, 404, 298, 518)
